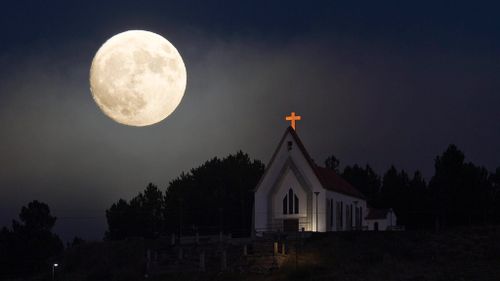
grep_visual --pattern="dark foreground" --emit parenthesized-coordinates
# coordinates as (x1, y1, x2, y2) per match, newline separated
(9, 226, 500, 281)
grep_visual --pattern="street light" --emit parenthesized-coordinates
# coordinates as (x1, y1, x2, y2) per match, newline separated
(314, 192, 320, 232)
(52, 263, 59, 281)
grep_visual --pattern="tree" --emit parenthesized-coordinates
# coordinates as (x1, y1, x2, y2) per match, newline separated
(105, 151, 265, 240)
(105, 183, 165, 240)
(406, 171, 431, 228)
(0, 201, 63, 275)
(342, 164, 381, 206)
(429, 144, 465, 228)
(105, 199, 132, 240)
(490, 167, 500, 222)
(131, 183, 165, 238)
(461, 163, 490, 224)
(428, 144, 492, 228)
(163, 151, 264, 237)
(324, 155, 340, 173)
(71, 236, 85, 247)
(379, 166, 410, 225)
(491, 167, 500, 191)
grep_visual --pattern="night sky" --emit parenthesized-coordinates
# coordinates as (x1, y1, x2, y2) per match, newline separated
(1, 1, 499, 242)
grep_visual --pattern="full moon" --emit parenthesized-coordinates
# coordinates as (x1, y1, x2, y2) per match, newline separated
(89, 30, 187, 126)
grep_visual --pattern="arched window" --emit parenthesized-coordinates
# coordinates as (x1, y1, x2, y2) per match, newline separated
(283, 188, 299, 215)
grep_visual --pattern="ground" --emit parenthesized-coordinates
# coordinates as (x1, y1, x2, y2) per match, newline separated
(17, 226, 500, 281)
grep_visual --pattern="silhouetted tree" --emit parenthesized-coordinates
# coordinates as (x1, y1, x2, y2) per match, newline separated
(325, 155, 340, 173)
(136, 183, 165, 237)
(0, 201, 63, 275)
(106, 183, 165, 240)
(342, 164, 381, 206)
(71, 236, 85, 247)
(461, 163, 490, 224)
(105, 152, 264, 240)
(429, 144, 465, 229)
(163, 151, 264, 237)
(379, 166, 410, 225)
(490, 167, 500, 223)
(428, 144, 492, 228)
(105, 199, 131, 240)
(406, 171, 432, 228)
(491, 167, 500, 191)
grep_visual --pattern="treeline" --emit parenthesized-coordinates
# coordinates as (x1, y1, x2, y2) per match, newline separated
(105, 151, 265, 240)
(329, 144, 500, 230)
(106, 144, 500, 240)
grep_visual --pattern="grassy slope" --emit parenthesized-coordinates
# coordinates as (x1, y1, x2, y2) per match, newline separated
(273, 227, 500, 281)
(61, 227, 500, 281)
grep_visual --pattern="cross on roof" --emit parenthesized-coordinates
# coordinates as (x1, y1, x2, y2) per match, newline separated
(285, 112, 301, 130)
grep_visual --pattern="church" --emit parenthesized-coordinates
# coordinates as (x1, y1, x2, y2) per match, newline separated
(253, 112, 397, 233)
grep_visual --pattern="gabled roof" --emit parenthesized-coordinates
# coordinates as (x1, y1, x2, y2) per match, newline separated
(314, 167, 366, 199)
(255, 126, 366, 200)
(365, 208, 391, 220)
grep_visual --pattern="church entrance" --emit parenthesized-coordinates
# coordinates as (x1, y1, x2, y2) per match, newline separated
(283, 219, 299, 232)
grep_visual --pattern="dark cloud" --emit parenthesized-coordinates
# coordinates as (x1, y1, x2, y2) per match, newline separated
(1, 0, 499, 241)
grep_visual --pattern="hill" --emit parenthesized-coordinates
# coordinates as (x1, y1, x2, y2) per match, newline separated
(49, 227, 500, 281)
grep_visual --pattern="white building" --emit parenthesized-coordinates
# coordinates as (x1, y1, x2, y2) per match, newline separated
(365, 208, 398, 231)
(253, 125, 397, 233)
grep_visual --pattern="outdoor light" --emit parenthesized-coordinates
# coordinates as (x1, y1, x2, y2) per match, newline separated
(52, 263, 59, 281)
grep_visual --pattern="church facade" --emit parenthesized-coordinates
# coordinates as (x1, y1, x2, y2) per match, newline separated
(254, 125, 396, 233)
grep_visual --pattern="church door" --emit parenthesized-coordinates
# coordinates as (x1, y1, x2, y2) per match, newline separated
(283, 219, 299, 232)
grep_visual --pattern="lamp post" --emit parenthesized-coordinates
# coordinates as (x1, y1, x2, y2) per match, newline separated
(314, 192, 320, 232)
(52, 263, 58, 281)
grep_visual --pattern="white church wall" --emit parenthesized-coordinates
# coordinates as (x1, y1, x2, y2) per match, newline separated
(325, 191, 368, 231)
(272, 169, 307, 219)
(255, 132, 325, 232)
(284, 134, 325, 232)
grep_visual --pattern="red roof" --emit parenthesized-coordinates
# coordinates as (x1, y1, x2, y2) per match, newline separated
(314, 167, 366, 199)
(255, 126, 366, 200)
